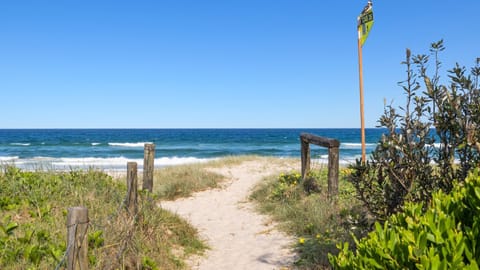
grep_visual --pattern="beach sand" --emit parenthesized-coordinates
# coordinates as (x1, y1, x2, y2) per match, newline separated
(160, 158, 298, 270)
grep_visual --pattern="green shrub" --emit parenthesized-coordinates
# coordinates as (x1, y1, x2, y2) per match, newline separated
(350, 41, 480, 221)
(269, 172, 303, 201)
(329, 169, 480, 269)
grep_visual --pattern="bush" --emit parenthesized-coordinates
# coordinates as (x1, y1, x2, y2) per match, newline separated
(350, 41, 480, 220)
(329, 169, 480, 269)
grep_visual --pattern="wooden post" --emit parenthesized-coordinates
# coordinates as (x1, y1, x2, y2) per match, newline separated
(126, 162, 138, 216)
(358, 33, 367, 163)
(328, 146, 339, 199)
(300, 133, 340, 200)
(67, 206, 89, 270)
(301, 138, 310, 179)
(143, 143, 155, 192)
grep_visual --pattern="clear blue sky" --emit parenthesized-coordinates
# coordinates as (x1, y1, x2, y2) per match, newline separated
(1, 1, 478, 128)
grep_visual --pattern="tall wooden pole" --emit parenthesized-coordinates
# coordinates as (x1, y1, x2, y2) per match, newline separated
(358, 37, 366, 163)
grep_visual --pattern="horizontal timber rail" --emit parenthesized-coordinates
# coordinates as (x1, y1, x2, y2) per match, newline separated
(300, 133, 340, 148)
(300, 133, 339, 199)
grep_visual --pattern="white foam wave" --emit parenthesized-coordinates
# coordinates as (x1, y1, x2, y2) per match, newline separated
(53, 157, 137, 167)
(91, 143, 101, 146)
(10, 143, 31, 146)
(310, 157, 327, 163)
(11, 156, 211, 170)
(108, 142, 152, 148)
(341, 143, 376, 149)
(156, 157, 210, 166)
(0, 156, 19, 162)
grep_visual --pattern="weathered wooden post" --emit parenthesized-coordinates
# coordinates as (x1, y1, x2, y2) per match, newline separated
(300, 133, 340, 200)
(67, 206, 89, 270)
(143, 143, 155, 192)
(301, 138, 310, 179)
(126, 162, 138, 216)
(328, 146, 339, 199)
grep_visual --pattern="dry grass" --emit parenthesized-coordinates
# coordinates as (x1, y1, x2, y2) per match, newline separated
(152, 155, 264, 200)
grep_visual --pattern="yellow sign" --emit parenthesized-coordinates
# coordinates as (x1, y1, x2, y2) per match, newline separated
(357, 1, 374, 46)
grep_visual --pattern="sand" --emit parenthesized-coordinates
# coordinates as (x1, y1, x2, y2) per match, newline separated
(160, 158, 298, 270)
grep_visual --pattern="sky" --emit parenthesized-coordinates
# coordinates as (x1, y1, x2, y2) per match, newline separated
(0, 1, 478, 128)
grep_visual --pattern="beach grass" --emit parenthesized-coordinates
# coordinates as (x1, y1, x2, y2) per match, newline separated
(0, 166, 205, 269)
(250, 167, 369, 269)
(152, 155, 258, 200)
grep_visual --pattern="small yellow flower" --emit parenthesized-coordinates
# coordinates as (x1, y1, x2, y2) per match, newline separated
(316, 234, 321, 239)
(293, 181, 297, 185)
(299, 237, 305, 244)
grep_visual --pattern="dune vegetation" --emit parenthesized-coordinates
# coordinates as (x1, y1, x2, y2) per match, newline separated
(0, 166, 207, 269)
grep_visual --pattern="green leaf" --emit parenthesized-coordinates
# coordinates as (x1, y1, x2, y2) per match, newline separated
(403, 230, 415, 244)
(426, 233, 436, 243)
(474, 187, 480, 200)
(50, 246, 63, 262)
(5, 222, 18, 235)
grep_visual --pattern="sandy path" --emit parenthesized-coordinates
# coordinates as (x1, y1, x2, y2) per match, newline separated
(160, 159, 297, 270)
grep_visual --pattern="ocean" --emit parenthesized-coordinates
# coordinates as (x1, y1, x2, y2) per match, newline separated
(0, 129, 383, 170)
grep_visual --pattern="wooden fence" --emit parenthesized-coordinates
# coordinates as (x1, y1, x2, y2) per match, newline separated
(300, 133, 339, 199)
(64, 143, 155, 269)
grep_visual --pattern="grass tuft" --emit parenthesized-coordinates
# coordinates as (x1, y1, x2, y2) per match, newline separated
(250, 168, 370, 269)
(152, 155, 257, 200)
(153, 164, 223, 200)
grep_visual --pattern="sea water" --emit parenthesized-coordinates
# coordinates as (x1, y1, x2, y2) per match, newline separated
(0, 129, 383, 170)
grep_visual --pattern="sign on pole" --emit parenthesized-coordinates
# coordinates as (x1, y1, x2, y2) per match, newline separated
(357, 1, 374, 163)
